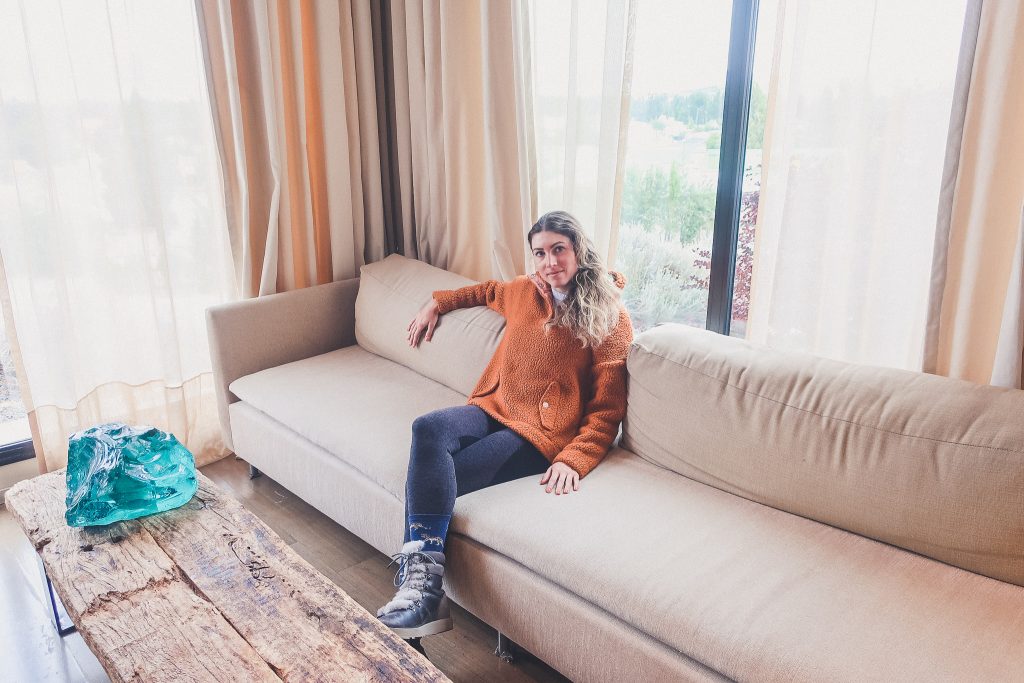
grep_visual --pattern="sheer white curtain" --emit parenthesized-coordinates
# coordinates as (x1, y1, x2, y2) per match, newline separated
(0, 1, 237, 471)
(748, 0, 967, 369)
(525, 0, 637, 265)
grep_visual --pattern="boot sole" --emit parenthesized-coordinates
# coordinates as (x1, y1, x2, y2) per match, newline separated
(392, 617, 454, 639)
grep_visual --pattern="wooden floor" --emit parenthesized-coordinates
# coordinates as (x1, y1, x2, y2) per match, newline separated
(0, 457, 568, 683)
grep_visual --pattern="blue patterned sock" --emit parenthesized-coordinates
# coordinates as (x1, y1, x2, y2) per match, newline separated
(407, 513, 450, 553)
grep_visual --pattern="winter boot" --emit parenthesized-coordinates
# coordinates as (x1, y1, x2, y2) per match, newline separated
(376, 540, 453, 638)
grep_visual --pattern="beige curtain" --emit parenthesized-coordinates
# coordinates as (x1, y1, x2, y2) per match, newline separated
(195, 0, 387, 296)
(197, 0, 532, 287)
(923, 0, 1024, 388)
(385, 0, 535, 282)
(0, 1, 236, 472)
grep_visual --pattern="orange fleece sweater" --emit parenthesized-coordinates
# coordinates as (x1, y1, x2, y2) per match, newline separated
(432, 275, 633, 478)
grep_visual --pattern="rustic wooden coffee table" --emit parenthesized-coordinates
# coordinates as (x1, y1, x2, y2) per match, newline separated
(5, 471, 449, 682)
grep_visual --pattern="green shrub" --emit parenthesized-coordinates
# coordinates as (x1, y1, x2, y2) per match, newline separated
(616, 222, 709, 332)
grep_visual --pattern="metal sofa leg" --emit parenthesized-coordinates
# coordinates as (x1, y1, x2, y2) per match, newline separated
(248, 464, 261, 479)
(494, 631, 515, 663)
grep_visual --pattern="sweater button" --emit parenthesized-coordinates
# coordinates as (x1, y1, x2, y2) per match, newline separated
(542, 402, 549, 409)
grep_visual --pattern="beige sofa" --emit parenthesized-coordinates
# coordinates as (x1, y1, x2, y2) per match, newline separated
(206, 254, 1024, 682)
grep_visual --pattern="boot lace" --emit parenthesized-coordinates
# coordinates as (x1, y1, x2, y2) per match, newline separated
(377, 550, 440, 617)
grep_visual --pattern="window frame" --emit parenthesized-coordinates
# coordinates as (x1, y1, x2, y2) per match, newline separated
(0, 439, 34, 467)
(705, 0, 760, 335)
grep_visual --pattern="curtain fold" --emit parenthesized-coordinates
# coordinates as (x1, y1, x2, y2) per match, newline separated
(195, 0, 387, 296)
(990, 208, 1024, 387)
(199, 0, 535, 287)
(923, 0, 1024, 388)
(0, 0, 237, 471)
(385, 0, 535, 281)
(746, 0, 967, 370)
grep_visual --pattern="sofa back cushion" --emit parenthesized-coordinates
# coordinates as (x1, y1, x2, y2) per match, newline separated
(355, 254, 505, 396)
(623, 323, 1024, 586)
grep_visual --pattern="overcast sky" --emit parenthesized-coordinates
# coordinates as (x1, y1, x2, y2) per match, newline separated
(631, 0, 779, 96)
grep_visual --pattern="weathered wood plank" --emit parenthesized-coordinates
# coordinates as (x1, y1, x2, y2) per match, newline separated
(142, 475, 446, 682)
(5, 472, 280, 683)
(78, 580, 281, 683)
(4, 473, 177, 620)
(4, 471, 449, 683)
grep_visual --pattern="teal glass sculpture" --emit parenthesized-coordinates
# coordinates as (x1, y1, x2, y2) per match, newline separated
(65, 423, 198, 527)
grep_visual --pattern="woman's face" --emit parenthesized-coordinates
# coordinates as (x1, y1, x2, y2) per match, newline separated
(531, 230, 579, 290)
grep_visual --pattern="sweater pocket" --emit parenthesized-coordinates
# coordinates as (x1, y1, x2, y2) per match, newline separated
(539, 381, 562, 431)
(471, 374, 499, 398)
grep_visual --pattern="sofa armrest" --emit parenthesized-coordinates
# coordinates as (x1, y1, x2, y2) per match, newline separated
(205, 277, 359, 451)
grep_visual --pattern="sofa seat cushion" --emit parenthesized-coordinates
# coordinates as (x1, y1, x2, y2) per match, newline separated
(450, 449, 1024, 682)
(229, 345, 466, 499)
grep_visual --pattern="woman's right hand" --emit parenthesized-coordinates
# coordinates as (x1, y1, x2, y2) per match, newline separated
(407, 298, 440, 347)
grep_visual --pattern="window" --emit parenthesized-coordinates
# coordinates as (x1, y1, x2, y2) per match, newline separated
(617, 0, 770, 335)
(0, 313, 32, 465)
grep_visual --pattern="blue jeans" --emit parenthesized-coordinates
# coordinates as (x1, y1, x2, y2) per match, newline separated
(403, 405, 550, 543)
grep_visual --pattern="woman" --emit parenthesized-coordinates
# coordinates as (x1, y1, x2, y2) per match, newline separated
(376, 211, 633, 639)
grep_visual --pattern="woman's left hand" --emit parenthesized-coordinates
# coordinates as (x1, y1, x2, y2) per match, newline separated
(540, 461, 579, 495)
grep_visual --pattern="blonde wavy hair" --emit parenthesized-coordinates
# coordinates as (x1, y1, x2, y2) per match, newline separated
(528, 211, 622, 348)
